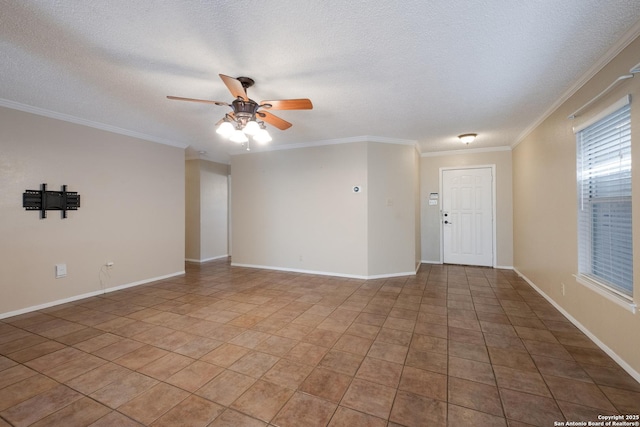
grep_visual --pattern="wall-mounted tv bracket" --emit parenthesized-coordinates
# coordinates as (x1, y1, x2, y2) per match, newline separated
(23, 183, 81, 219)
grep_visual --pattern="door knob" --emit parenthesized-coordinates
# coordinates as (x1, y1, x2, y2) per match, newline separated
(444, 220, 452, 224)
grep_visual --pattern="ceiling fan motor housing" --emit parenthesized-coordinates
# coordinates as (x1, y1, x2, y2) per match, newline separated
(232, 98, 260, 122)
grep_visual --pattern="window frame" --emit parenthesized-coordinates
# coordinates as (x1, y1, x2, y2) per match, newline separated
(574, 95, 636, 313)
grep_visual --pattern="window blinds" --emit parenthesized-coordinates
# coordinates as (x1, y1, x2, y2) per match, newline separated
(577, 102, 632, 297)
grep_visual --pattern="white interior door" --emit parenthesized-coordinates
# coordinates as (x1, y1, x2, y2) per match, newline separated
(442, 167, 494, 267)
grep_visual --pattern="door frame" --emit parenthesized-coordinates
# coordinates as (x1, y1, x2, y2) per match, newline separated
(439, 165, 497, 267)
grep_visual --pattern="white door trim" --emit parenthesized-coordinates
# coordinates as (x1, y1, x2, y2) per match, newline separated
(439, 165, 497, 267)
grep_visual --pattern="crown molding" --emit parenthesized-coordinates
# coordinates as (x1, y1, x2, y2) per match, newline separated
(421, 145, 511, 157)
(512, 19, 640, 149)
(185, 155, 231, 165)
(230, 135, 419, 156)
(0, 98, 187, 149)
(184, 147, 230, 164)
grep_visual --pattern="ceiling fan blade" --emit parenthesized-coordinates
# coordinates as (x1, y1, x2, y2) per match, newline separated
(258, 111, 292, 130)
(259, 99, 313, 110)
(219, 74, 248, 100)
(167, 96, 229, 106)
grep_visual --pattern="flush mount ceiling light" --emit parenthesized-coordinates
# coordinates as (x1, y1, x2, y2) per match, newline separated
(458, 133, 478, 144)
(168, 74, 313, 150)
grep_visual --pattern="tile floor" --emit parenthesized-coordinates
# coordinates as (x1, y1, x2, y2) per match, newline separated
(0, 261, 638, 426)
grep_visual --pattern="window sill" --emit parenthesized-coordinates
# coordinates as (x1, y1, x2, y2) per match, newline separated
(574, 274, 636, 314)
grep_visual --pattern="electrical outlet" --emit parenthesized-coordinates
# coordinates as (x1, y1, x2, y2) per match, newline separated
(561, 282, 565, 296)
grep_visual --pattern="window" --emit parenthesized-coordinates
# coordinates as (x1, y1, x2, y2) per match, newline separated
(576, 97, 633, 299)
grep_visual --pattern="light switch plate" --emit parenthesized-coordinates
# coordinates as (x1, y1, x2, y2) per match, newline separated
(55, 263, 67, 278)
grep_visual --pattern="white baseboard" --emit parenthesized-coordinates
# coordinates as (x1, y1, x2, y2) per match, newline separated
(185, 255, 229, 263)
(513, 267, 640, 384)
(230, 262, 417, 280)
(0, 271, 185, 320)
(369, 270, 420, 280)
(419, 260, 513, 271)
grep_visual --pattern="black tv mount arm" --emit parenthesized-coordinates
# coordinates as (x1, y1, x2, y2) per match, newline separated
(23, 183, 81, 219)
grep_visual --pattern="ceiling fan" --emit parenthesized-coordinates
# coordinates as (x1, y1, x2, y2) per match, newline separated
(167, 74, 313, 146)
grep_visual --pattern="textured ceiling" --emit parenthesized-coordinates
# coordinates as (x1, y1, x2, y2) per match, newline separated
(1, 1, 640, 162)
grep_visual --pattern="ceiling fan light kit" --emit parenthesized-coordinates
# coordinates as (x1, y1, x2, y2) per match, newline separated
(243, 119, 260, 136)
(168, 74, 312, 150)
(253, 125, 272, 144)
(216, 120, 235, 136)
(230, 128, 249, 143)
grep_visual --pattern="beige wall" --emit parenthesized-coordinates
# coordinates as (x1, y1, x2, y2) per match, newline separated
(414, 146, 422, 270)
(231, 142, 369, 276)
(0, 107, 185, 317)
(185, 159, 229, 262)
(185, 160, 201, 260)
(513, 36, 640, 375)
(200, 160, 229, 261)
(420, 149, 513, 268)
(231, 141, 418, 278)
(367, 142, 419, 276)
